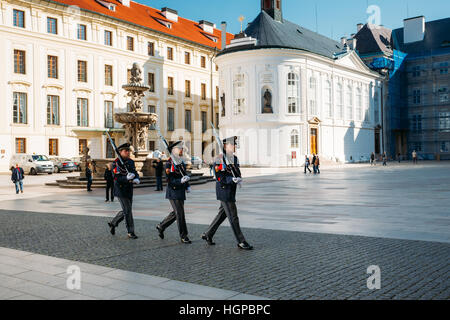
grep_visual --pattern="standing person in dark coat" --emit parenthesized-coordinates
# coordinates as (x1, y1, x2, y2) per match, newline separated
(370, 152, 376, 166)
(104, 163, 114, 202)
(382, 152, 388, 166)
(108, 143, 140, 240)
(315, 155, 321, 174)
(152, 157, 164, 191)
(86, 163, 93, 192)
(156, 141, 192, 244)
(312, 154, 317, 174)
(201, 136, 253, 250)
(11, 164, 25, 194)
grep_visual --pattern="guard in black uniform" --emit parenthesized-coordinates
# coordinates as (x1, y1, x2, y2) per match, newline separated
(202, 137, 253, 250)
(108, 143, 140, 239)
(156, 141, 192, 244)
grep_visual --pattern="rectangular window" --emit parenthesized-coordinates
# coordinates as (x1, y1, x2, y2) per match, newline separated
(167, 47, 173, 61)
(105, 101, 114, 128)
(168, 77, 174, 95)
(439, 112, 450, 132)
(15, 138, 26, 154)
(47, 95, 60, 125)
(201, 111, 207, 133)
(13, 9, 25, 28)
(47, 17, 57, 34)
(127, 36, 134, 51)
(104, 30, 112, 46)
(216, 86, 220, 103)
(149, 140, 156, 151)
(49, 139, 58, 156)
(413, 89, 421, 104)
(412, 66, 420, 77)
(77, 24, 86, 40)
(127, 69, 132, 83)
(78, 60, 87, 82)
(441, 141, 450, 153)
(167, 107, 174, 131)
(77, 98, 89, 127)
(215, 112, 219, 127)
(79, 139, 87, 155)
(185, 52, 190, 65)
(148, 73, 155, 92)
(439, 87, 449, 102)
(201, 83, 207, 100)
(104, 65, 113, 86)
(13, 92, 27, 124)
(440, 62, 449, 75)
(185, 80, 191, 98)
(201, 56, 206, 68)
(14, 50, 26, 74)
(185, 109, 192, 132)
(149, 105, 156, 130)
(148, 42, 154, 56)
(47, 55, 58, 79)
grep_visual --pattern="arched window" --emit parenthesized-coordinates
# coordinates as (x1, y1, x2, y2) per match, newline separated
(287, 72, 300, 114)
(324, 80, 332, 118)
(336, 83, 343, 119)
(364, 88, 370, 122)
(290, 129, 299, 148)
(233, 73, 246, 115)
(346, 85, 353, 120)
(374, 91, 380, 123)
(309, 77, 317, 115)
(356, 87, 362, 121)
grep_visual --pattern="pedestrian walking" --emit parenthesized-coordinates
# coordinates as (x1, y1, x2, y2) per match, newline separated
(156, 141, 192, 244)
(11, 164, 24, 194)
(304, 155, 312, 174)
(398, 153, 401, 163)
(315, 155, 321, 174)
(370, 152, 376, 166)
(152, 157, 164, 191)
(382, 152, 388, 166)
(201, 136, 253, 250)
(312, 154, 317, 174)
(412, 150, 418, 164)
(209, 161, 215, 177)
(108, 143, 140, 240)
(104, 163, 114, 202)
(86, 163, 93, 192)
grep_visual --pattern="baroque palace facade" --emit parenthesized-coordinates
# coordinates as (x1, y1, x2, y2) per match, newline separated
(0, 0, 231, 172)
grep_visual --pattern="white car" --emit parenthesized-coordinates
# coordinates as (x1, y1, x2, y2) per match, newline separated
(10, 154, 54, 175)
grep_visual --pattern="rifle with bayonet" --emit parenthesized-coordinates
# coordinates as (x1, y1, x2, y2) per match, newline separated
(210, 122, 241, 180)
(106, 131, 129, 175)
(156, 126, 187, 177)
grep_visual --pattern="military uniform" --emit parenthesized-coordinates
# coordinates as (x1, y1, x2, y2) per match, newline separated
(108, 144, 140, 239)
(202, 137, 253, 250)
(156, 141, 191, 243)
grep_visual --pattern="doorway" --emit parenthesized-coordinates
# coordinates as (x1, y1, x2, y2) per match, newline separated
(310, 128, 318, 155)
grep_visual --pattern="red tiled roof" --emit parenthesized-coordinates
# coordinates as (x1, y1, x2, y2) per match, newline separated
(48, 0, 233, 49)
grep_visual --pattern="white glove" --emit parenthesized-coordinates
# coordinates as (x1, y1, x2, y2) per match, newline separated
(232, 177, 243, 184)
(186, 186, 191, 193)
(132, 179, 140, 185)
(181, 176, 190, 184)
(127, 173, 135, 180)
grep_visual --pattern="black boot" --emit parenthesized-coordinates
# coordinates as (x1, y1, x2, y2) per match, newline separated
(238, 241, 253, 250)
(181, 237, 192, 244)
(128, 233, 138, 240)
(201, 234, 216, 246)
(156, 225, 164, 239)
(108, 222, 116, 236)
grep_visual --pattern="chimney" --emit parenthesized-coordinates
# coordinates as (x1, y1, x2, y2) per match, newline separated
(261, 0, 283, 22)
(352, 38, 357, 50)
(357, 23, 363, 32)
(161, 7, 178, 22)
(340, 36, 346, 45)
(403, 16, 425, 44)
(221, 21, 227, 50)
(120, 0, 130, 7)
(199, 20, 214, 34)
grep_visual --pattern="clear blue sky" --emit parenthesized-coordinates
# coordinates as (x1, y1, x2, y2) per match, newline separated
(139, 0, 450, 41)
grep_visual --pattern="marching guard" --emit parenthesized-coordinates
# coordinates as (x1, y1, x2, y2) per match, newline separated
(156, 141, 192, 244)
(202, 136, 253, 250)
(107, 143, 140, 240)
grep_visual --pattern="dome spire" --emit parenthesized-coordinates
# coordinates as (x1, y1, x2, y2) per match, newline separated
(261, 0, 283, 22)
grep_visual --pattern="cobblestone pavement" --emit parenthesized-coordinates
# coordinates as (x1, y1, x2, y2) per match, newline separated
(0, 209, 448, 300)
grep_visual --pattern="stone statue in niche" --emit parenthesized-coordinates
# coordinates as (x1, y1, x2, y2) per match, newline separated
(263, 88, 273, 113)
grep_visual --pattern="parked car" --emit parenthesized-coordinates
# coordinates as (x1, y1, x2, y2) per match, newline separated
(191, 156, 205, 170)
(10, 154, 54, 175)
(70, 157, 82, 171)
(50, 157, 78, 173)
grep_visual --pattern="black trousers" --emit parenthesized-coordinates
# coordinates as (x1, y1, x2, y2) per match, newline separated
(156, 176, 163, 191)
(159, 200, 188, 239)
(304, 164, 312, 173)
(87, 178, 92, 191)
(111, 197, 134, 234)
(106, 181, 114, 201)
(204, 201, 246, 244)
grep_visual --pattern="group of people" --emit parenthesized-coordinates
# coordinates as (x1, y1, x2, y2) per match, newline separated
(304, 154, 320, 174)
(105, 137, 253, 250)
(370, 152, 388, 166)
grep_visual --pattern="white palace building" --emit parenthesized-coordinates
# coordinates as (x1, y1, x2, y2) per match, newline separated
(216, 0, 385, 167)
(0, 0, 231, 172)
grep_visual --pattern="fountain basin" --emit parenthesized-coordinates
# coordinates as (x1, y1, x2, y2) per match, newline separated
(114, 112, 158, 125)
